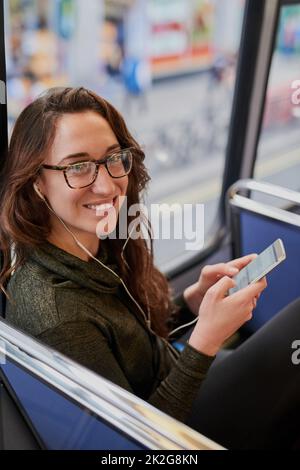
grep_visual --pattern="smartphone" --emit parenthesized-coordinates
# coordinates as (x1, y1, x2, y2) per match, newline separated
(228, 238, 286, 295)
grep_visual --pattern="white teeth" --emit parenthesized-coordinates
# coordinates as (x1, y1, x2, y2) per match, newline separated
(86, 202, 114, 210)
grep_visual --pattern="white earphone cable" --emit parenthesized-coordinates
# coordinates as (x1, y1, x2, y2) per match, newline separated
(41, 195, 153, 327)
(37, 188, 193, 350)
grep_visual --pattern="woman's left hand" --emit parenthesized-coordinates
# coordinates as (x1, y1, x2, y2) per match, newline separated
(183, 254, 257, 316)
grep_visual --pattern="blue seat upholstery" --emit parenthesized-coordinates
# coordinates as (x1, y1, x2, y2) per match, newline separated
(228, 179, 300, 333)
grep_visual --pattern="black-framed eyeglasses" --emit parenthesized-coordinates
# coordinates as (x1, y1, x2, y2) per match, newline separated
(41, 148, 133, 189)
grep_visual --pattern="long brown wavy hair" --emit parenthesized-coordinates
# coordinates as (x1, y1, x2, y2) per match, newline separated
(0, 87, 177, 337)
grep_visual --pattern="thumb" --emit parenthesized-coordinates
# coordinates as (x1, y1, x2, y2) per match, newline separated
(210, 275, 236, 298)
(235, 277, 267, 301)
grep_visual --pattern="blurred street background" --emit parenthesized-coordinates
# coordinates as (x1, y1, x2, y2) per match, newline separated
(3, 0, 300, 267)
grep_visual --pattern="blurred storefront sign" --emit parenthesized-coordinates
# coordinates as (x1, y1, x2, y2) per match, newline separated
(148, 0, 214, 78)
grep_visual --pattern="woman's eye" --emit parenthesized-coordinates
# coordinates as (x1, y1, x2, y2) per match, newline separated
(108, 153, 122, 164)
(68, 162, 91, 174)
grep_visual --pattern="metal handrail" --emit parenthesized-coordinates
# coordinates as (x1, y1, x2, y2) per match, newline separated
(0, 320, 224, 450)
(229, 179, 300, 204)
(228, 179, 300, 227)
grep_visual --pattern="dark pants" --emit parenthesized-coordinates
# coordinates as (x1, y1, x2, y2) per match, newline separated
(185, 298, 300, 449)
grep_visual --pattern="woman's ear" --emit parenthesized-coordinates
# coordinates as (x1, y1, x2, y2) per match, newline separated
(33, 182, 46, 201)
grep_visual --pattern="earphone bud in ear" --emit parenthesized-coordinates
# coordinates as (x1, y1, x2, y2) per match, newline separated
(33, 183, 46, 201)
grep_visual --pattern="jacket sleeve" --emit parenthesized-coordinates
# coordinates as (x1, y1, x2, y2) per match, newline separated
(37, 319, 214, 423)
(148, 342, 214, 421)
(150, 292, 214, 421)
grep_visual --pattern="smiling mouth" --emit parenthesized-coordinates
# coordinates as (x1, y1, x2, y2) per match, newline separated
(83, 196, 118, 214)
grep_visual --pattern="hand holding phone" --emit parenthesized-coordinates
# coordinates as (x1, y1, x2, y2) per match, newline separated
(228, 239, 286, 295)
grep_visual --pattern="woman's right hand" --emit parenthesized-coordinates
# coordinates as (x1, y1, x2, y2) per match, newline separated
(188, 276, 267, 356)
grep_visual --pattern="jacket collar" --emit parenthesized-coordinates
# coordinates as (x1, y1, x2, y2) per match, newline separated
(28, 240, 122, 293)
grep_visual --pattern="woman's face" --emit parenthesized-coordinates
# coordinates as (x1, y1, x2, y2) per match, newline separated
(38, 111, 129, 251)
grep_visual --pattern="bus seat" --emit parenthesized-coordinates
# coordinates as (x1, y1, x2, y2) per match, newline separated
(227, 179, 300, 334)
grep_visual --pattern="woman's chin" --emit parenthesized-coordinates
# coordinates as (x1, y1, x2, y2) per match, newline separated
(96, 226, 118, 239)
(95, 213, 118, 239)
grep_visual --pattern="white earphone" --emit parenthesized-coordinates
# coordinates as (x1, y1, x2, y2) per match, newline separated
(33, 182, 46, 201)
(31, 181, 195, 346)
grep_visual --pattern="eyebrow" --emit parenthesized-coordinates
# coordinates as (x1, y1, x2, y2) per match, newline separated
(58, 144, 121, 164)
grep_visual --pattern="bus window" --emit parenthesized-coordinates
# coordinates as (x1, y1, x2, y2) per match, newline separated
(4, 0, 245, 269)
(254, 3, 300, 193)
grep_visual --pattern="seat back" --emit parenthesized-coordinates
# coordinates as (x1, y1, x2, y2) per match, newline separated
(227, 179, 300, 333)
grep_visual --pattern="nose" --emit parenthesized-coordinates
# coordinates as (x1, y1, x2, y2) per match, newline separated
(90, 165, 115, 195)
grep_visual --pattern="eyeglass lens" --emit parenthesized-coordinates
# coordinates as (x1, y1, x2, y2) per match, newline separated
(66, 150, 132, 188)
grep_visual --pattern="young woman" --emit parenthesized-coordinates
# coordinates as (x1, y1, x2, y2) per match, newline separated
(0, 87, 299, 449)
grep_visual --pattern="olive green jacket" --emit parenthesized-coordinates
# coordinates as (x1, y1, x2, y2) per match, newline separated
(6, 241, 214, 422)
